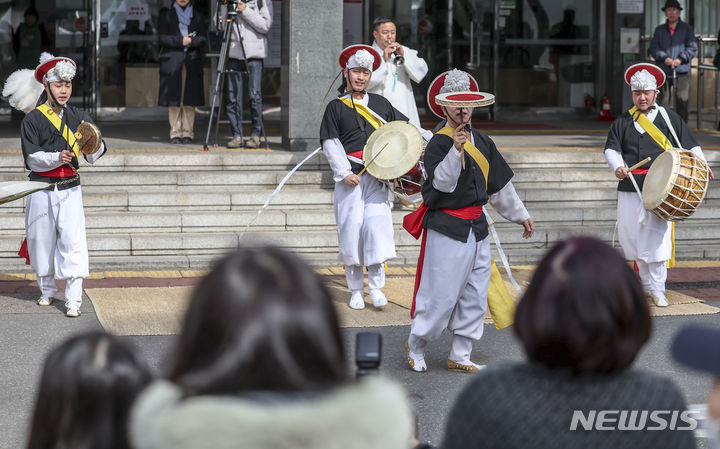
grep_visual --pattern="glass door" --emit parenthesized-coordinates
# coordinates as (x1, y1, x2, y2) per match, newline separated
(54, 0, 94, 112)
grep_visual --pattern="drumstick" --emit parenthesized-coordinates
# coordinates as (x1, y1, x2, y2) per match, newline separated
(623, 159, 649, 225)
(626, 157, 652, 173)
(358, 142, 389, 176)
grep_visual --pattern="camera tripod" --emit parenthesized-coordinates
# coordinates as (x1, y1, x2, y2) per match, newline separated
(203, 1, 269, 151)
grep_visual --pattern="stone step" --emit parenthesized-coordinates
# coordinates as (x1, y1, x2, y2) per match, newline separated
(0, 171, 335, 189)
(1, 219, 718, 269)
(3, 201, 720, 234)
(1, 147, 716, 174)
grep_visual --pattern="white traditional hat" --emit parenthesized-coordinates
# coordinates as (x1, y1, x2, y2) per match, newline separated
(426, 69, 493, 118)
(35, 52, 77, 83)
(2, 53, 77, 114)
(338, 44, 381, 72)
(624, 63, 666, 91)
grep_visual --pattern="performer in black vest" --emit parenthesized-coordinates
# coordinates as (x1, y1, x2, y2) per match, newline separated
(3, 53, 108, 317)
(320, 44, 431, 310)
(604, 63, 711, 307)
(403, 69, 533, 373)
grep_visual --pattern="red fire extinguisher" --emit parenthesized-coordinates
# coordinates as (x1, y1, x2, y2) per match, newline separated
(597, 93, 615, 121)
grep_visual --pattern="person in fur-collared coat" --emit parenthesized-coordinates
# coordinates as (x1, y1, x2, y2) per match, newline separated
(129, 246, 414, 449)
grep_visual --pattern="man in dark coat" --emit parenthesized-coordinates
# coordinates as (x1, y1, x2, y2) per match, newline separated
(158, 0, 206, 143)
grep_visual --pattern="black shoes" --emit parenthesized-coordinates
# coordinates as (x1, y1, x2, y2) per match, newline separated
(170, 137, 193, 144)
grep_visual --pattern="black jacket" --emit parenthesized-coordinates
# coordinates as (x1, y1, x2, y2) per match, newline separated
(157, 6, 207, 106)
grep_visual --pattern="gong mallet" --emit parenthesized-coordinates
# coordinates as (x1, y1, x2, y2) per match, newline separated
(358, 142, 390, 176)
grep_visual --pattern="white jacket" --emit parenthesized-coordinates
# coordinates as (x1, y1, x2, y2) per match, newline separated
(221, 0, 273, 60)
(368, 41, 428, 127)
(130, 377, 414, 449)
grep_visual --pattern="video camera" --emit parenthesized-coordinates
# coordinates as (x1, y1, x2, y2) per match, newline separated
(355, 332, 382, 377)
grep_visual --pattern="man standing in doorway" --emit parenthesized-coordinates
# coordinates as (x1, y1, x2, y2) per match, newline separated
(221, 0, 273, 149)
(368, 17, 428, 128)
(650, 0, 697, 123)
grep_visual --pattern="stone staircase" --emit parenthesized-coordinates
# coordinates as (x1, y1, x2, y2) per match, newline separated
(0, 148, 718, 272)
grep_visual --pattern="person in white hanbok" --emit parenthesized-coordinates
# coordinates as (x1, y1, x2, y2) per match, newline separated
(368, 17, 428, 128)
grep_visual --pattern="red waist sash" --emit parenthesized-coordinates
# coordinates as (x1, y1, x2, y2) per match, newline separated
(35, 166, 77, 177)
(402, 203, 484, 317)
(347, 150, 363, 160)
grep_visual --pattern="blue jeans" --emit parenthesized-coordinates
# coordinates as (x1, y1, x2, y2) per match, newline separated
(225, 58, 263, 138)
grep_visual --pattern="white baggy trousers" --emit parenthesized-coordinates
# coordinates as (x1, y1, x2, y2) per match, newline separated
(25, 185, 88, 308)
(617, 191, 671, 294)
(409, 229, 491, 364)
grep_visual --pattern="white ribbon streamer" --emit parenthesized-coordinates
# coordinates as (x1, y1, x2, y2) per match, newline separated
(485, 210, 523, 294)
(238, 147, 322, 242)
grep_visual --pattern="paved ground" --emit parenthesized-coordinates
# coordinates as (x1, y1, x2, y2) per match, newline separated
(1, 115, 720, 448)
(1, 266, 720, 448)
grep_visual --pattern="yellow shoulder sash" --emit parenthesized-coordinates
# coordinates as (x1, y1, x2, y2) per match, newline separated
(436, 126, 489, 187)
(36, 104, 80, 160)
(628, 106, 672, 151)
(337, 96, 384, 130)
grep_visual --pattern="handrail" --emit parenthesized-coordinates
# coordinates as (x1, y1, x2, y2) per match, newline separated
(638, 34, 718, 128)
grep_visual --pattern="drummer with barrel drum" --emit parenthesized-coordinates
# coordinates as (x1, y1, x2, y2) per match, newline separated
(604, 62, 712, 308)
(2, 53, 108, 318)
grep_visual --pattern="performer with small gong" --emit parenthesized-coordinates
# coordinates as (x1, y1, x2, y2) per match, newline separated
(403, 69, 533, 373)
(2, 53, 107, 317)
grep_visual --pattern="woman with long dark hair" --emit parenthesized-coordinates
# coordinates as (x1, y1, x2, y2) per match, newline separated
(130, 246, 413, 449)
(26, 332, 152, 449)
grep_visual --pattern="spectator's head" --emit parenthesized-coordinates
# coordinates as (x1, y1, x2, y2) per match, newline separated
(672, 325, 720, 420)
(169, 246, 348, 396)
(515, 236, 651, 374)
(26, 331, 152, 449)
(372, 16, 397, 49)
(24, 7, 38, 26)
(662, 0, 682, 23)
(174, 0, 191, 8)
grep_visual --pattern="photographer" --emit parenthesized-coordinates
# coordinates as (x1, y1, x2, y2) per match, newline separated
(368, 17, 428, 128)
(219, 0, 272, 149)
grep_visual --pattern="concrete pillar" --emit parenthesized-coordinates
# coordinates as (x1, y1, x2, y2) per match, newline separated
(281, 0, 343, 151)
